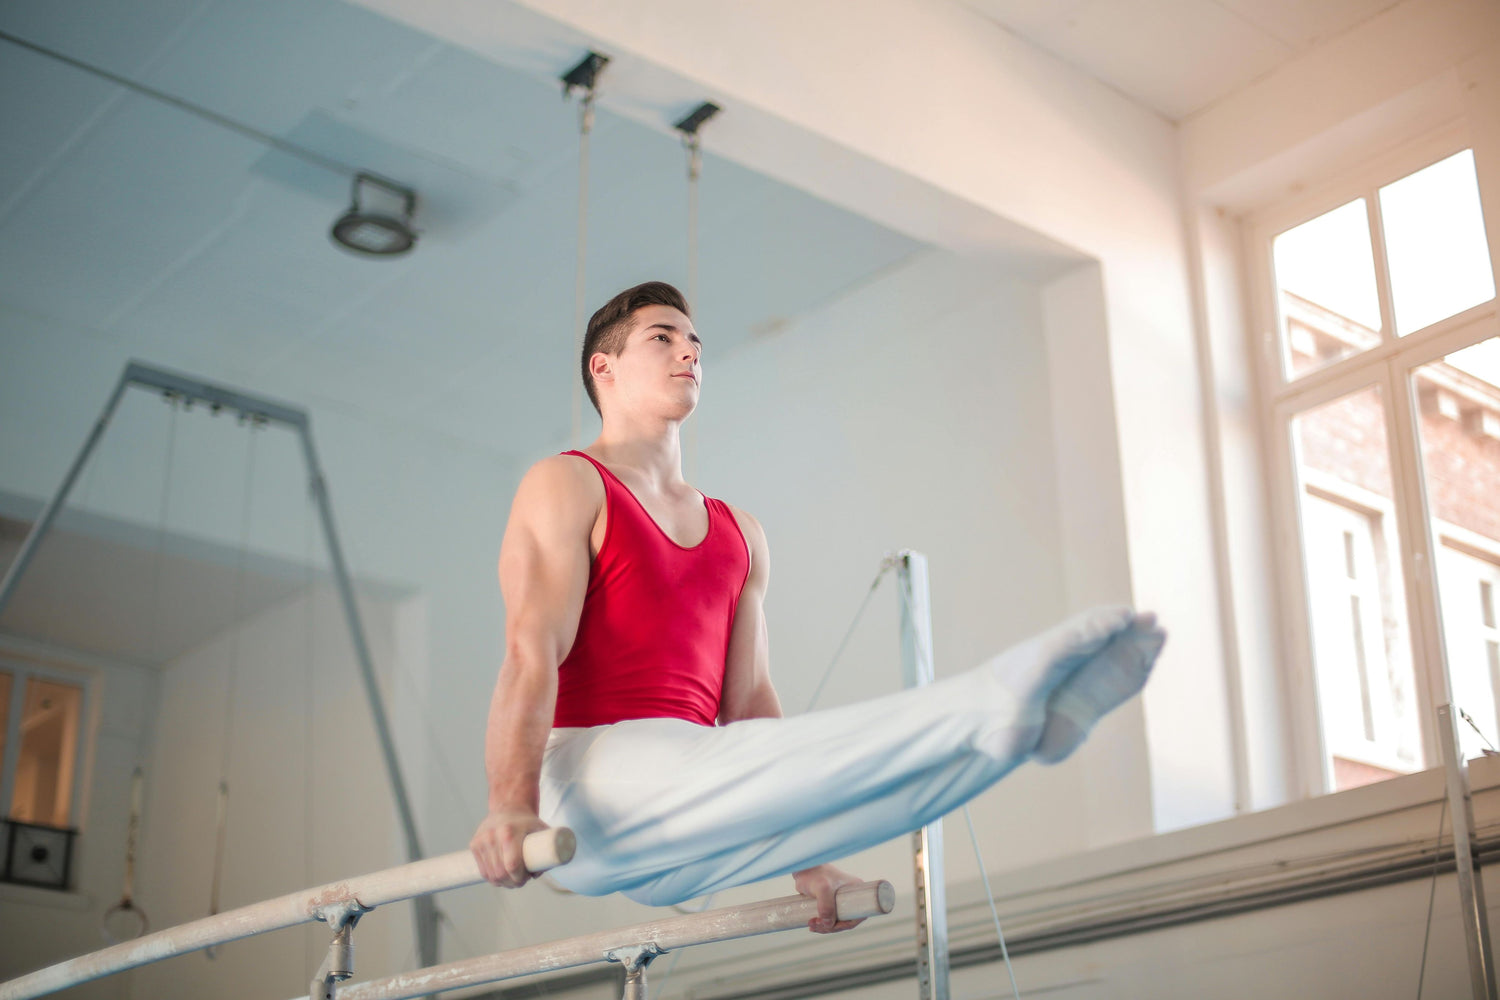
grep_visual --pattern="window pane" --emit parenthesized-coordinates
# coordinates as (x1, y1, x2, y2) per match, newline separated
(1414, 336, 1500, 760)
(0, 671, 10, 777)
(1274, 199, 1383, 380)
(1380, 150, 1496, 337)
(10, 677, 83, 827)
(1294, 386, 1423, 789)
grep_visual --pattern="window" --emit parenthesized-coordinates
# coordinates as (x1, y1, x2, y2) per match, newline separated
(0, 663, 87, 890)
(1254, 137, 1498, 796)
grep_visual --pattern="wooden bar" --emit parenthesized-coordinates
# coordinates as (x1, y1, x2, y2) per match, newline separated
(0, 829, 574, 1000)
(319, 880, 897, 1000)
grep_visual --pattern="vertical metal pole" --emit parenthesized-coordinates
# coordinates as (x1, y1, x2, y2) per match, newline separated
(298, 425, 438, 969)
(1438, 703, 1498, 1000)
(0, 371, 132, 619)
(896, 551, 951, 1000)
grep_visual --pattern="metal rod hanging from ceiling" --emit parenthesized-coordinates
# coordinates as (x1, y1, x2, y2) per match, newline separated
(675, 102, 720, 309)
(561, 51, 609, 448)
(673, 101, 719, 481)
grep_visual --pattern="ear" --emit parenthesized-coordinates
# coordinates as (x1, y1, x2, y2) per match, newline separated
(589, 352, 614, 386)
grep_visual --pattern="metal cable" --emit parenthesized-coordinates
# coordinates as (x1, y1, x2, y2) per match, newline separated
(682, 135, 702, 481)
(144, 398, 180, 666)
(963, 805, 1022, 1000)
(301, 476, 318, 979)
(686, 137, 702, 309)
(1415, 795, 1448, 1000)
(208, 420, 261, 948)
(570, 91, 595, 449)
(803, 563, 893, 713)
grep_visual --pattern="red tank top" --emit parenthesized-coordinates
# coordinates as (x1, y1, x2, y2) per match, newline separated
(553, 451, 750, 728)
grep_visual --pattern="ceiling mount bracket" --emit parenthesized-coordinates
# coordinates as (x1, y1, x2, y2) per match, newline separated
(561, 51, 610, 100)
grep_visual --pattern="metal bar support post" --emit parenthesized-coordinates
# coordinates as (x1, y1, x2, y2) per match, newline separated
(895, 551, 951, 1000)
(0, 360, 438, 968)
(1438, 703, 1499, 1000)
(297, 425, 437, 966)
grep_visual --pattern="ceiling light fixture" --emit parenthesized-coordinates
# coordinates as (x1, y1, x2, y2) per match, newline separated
(330, 173, 419, 257)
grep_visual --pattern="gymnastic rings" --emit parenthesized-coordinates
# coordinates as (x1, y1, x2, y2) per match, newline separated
(101, 768, 149, 943)
(101, 899, 149, 943)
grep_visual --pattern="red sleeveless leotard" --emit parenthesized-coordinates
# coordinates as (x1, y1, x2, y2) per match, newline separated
(552, 451, 751, 728)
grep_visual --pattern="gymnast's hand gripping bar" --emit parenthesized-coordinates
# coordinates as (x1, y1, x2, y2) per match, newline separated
(291, 879, 897, 1000)
(0, 829, 575, 1000)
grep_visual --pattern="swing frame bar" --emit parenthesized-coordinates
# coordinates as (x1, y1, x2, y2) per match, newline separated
(0, 360, 442, 967)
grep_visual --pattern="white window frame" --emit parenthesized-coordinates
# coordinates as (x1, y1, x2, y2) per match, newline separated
(1245, 122, 1500, 799)
(1433, 521, 1500, 750)
(0, 657, 93, 830)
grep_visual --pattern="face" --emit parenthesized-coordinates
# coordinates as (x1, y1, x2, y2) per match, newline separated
(592, 304, 702, 420)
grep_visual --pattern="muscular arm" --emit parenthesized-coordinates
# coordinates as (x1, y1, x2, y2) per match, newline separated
(470, 456, 598, 887)
(718, 508, 782, 724)
(719, 509, 863, 933)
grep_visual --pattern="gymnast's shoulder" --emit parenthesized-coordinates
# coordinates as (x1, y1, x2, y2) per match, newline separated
(509, 453, 605, 518)
(723, 503, 769, 571)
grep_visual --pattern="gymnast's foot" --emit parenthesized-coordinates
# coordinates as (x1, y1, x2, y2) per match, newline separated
(1032, 612, 1166, 764)
(985, 605, 1140, 728)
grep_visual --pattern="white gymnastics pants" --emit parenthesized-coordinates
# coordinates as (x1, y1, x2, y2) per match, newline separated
(537, 606, 1165, 906)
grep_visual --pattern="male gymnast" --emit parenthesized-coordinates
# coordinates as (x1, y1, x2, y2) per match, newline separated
(470, 282, 1165, 934)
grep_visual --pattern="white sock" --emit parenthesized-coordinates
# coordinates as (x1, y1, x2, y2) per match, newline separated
(1032, 612, 1166, 764)
(986, 605, 1140, 723)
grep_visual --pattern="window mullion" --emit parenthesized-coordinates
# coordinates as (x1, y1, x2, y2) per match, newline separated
(1367, 194, 1399, 343)
(1269, 396, 1335, 797)
(1382, 354, 1447, 769)
(1248, 217, 1330, 798)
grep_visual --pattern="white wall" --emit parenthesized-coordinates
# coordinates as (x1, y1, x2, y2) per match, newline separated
(130, 586, 416, 1000)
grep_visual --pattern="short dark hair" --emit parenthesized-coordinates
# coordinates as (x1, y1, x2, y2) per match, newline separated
(581, 281, 691, 414)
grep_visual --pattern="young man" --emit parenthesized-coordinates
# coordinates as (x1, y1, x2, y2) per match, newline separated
(470, 282, 1165, 933)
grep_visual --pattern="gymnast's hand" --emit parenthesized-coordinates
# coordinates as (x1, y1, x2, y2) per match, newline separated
(471, 807, 549, 888)
(793, 864, 867, 934)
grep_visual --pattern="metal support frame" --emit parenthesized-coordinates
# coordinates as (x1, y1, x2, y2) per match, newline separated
(894, 551, 951, 1000)
(304, 881, 895, 1000)
(604, 942, 665, 1000)
(1438, 703, 1499, 1000)
(0, 360, 438, 967)
(311, 902, 372, 1000)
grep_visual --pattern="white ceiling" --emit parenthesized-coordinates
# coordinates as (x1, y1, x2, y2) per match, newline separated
(0, 0, 924, 462)
(955, 0, 1402, 120)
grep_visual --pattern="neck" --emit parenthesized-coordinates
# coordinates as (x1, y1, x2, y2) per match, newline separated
(590, 411, 686, 487)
